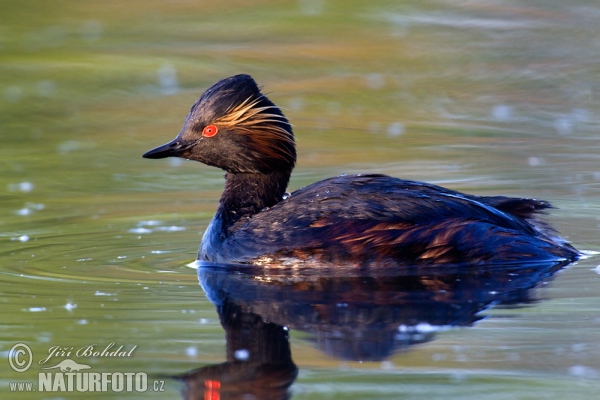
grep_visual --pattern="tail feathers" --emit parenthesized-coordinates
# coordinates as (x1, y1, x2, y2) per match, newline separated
(478, 196, 553, 219)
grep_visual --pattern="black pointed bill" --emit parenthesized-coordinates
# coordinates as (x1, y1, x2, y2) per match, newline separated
(142, 138, 195, 159)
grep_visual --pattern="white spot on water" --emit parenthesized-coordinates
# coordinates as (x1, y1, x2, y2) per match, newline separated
(569, 365, 598, 379)
(151, 250, 170, 254)
(169, 158, 183, 167)
(365, 73, 385, 90)
(78, 319, 88, 325)
(415, 323, 437, 333)
(185, 346, 198, 357)
(138, 220, 162, 226)
(155, 226, 185, 232)
(298, 0, 323, 15)
(287, 97, 305, 111)
(387, 122, 404, 137)
(380, 361, 394, 370)
(187, 260, 202, 269)
(16, 208, 31, 216)
(17, 235, 29, 242)
(94, 291, 113, 296)
(491, 105, 512, 122)
(64, 302, 77, 311)
(527, 157, 545, 167)
(57, 140, 81, 154)
(129, 228, 152, 234)
(157, 63, 179, 95)
(81, 19, 103, 41)
(234, 349, 250, 361)
(36, 80, 56, 97)
(28, 307, 46, 312)
(554, 116, 573, 135)
(8, 181, 34, 192)
(4, 86, 23, 103)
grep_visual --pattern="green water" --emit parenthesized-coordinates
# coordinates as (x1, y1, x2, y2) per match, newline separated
(2, 0, 600, 398)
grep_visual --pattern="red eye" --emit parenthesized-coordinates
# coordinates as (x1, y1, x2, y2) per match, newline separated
(202, 125, 218, 137)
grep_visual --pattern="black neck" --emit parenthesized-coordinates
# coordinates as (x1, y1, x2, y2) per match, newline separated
(217, 170, 291, 231)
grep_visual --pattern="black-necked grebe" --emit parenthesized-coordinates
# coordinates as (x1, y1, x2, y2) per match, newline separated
(143, 74, 579, 266)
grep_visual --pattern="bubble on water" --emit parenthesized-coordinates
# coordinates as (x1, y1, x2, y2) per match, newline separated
(28, 307, 46, 312)
(16, 208, 32, 216)
(64, 302, 77, 311)
(94, 291, 113, 296)
(78, 319, 88, 325)
(18, 235, 30, 242)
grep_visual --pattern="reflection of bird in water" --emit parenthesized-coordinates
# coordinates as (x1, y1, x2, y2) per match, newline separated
(175, 262, 568, 399)
(177, 299, 297, 400)
(144, 74, 579, 267)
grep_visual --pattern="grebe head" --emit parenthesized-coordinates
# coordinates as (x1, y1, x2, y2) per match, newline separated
(143, 74, 296, 174)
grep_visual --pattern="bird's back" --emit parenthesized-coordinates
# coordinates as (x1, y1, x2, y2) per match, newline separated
(201, 174, 579, 266)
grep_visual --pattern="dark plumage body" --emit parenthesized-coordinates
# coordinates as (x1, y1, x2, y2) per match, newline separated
(143, 74, 579, 267)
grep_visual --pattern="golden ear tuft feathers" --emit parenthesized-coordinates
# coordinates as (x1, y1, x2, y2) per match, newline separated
(214, 95, 296, 167)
